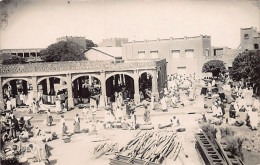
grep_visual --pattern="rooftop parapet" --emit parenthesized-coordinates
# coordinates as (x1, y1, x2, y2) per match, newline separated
(124, 35, 211, 44)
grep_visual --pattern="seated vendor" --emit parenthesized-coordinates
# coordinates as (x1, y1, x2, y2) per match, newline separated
(19, 128, 29, 142)
(171, 116, 180, 126)
(62, 122, 68, 135)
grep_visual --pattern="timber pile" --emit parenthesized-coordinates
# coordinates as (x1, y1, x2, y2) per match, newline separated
(117, 131, 181, 164)
(94, 143, 118, 159)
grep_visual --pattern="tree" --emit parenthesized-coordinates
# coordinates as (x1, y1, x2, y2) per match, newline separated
(202, 60, 226, 77)
(40, 41, 86, 62)
(86, 39, 97, 49)
(2, 56, 26, 65)
(230, 50, 260, 95)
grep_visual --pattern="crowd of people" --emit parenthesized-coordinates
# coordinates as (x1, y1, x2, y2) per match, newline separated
(159, 73, 197, 112)
(1, 72, 260, 164)
(201, 77, 260, 131)
(0, 110, 52, 164)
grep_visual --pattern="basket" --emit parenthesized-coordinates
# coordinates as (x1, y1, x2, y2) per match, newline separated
(82, 129, 89, 133)
(64, 138, 71, 143)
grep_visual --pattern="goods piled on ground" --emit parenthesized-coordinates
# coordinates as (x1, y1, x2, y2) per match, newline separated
(110, 130, 181, 164)
(243, 132, 260, 152)
(93, 142, 118, 159)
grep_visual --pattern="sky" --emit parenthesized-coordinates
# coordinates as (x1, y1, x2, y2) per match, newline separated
(0, 0, 259, 49)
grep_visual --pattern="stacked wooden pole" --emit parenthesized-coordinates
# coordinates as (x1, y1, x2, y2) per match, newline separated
(119, 130, 181, 164)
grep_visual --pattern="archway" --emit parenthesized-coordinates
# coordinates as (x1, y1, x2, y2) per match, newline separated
(2, 79, 33, 109)
(106, 74, 134, 103)
(139, 72, 152, 101)
(72, 75, 101, 106)
(37, 77, 67, 105)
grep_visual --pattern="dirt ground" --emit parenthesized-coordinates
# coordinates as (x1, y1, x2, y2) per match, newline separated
(8, 90, 260, 165)
(25, 113, 203, 165)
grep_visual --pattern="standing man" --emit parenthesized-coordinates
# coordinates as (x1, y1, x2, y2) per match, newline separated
(229, 102, 236, 119)
(143, 105, 151, 124)
(73, 114, 80, 133)
(161, 96, 167, 112)
(91, 105, 97, 124)
(82, 106, 89, 123)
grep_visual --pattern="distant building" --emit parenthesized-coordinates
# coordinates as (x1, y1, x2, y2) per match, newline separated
(57, 36, 86, 49)
(209, 46, 241, 69)
(84, 47, 122, 61)
(0, 48, 43, 62)
(98, 38, 128, 47)
(122, 35, 211, 76)
(240, 27, 260, 51)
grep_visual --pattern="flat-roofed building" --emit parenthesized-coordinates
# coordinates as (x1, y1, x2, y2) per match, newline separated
(122, 35, 211, 76)
(240, 27, 260, 51)
(57, 36, 86, 49)
(98, 38, 128, 47)
(0, 48, 43, 62)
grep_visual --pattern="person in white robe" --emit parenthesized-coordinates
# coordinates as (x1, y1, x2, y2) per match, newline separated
(6, 98, 12, 110)
(161, 96, 168, 112)
(55, 98, 62, 113)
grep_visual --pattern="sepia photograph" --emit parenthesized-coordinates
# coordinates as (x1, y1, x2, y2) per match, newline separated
(0, 0, 260, 164)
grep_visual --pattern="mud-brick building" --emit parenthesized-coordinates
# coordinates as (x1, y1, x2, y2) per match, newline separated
(122, 35, 211, 77)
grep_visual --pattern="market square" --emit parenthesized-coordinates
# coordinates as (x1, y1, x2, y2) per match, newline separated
(1, 0, 260, 165)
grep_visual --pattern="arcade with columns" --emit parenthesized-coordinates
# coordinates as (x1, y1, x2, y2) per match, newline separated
(0, 59, 167, 110)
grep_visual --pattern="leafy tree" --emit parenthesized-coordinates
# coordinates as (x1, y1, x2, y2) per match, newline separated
(86, 39, 97, 49)
(40, 41, 86, 62)
(230, 50, 260, 95)
(202, 60, 226, 77)
(2, 56, 26, 65)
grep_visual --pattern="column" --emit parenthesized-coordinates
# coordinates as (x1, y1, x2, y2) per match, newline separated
(100, 71, 107, 107)
(66, 73, 74, 109)
(46, 78, 50, 94)
(31, 76, 38, 100)
(89, 76, 92, 85)
(123, 74, 125, 85)
(134, 70, 140, 104)
(152, 70, 159, 102)
(0, 77, 4, 110)
(119, 74, 122, 85)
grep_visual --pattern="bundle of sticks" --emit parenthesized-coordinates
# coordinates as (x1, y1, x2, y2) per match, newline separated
(94, 143, 118, 159)
(119, 130, 182, 164)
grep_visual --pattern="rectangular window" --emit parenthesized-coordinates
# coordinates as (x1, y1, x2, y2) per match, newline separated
(205, 49, 209, 57)
(185, 49, 194, 58)
(171, 50, 180, 58)
(150, 50, 158, 58)
(244, 34, 249, 40)
(138, 51, 145, 59)
(30, 52, 36, 57)
(24, 53, 30, 57)
(18, 53, 23, 57)
(177, 66, 186, 75)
